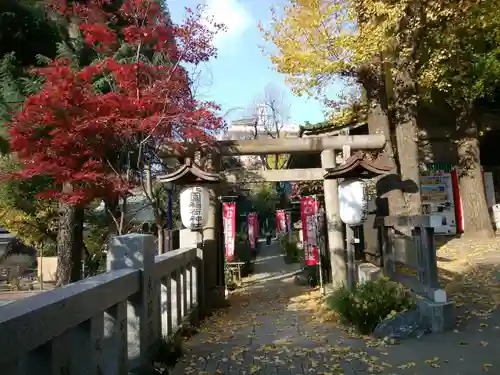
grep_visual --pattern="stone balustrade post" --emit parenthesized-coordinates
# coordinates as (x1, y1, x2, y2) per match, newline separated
(107, 234, 160, 369)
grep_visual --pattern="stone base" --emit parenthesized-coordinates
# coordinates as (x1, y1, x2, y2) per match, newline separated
(357, 262, 382, 284)
(324, 283, 340, 295)
(205, 286, 229, 311)
(416, 298, 456, 333)
(179, 229, 202, 248)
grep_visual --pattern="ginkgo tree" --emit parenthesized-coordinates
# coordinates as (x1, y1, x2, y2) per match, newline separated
(414, 0, 500, 236)
(263, 0, 500, 236)
(261, 0, 420, 218)
(5, 0, 225, 284)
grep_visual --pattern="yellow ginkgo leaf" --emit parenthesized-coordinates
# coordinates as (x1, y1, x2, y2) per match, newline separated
(397, 362, 416, 369)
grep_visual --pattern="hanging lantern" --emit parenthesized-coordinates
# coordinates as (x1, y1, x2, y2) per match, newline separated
(338, 179, 368, 226)
(180, 186, 210, 230)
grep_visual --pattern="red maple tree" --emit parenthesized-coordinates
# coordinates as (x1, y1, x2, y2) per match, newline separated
(8, 0, 224, 205)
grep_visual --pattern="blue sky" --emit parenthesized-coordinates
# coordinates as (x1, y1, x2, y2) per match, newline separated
(168, 0, 344, 126)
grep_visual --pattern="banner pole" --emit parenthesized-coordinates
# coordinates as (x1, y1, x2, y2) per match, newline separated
(314, 195, 325, 295)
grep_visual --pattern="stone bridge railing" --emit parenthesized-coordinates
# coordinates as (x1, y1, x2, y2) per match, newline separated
(0, 234, 203, 375)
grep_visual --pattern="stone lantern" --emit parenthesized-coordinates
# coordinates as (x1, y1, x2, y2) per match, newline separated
(157, 156, 221, 232)
(157, 155, 226, 309)
(324, 150, 392, 289)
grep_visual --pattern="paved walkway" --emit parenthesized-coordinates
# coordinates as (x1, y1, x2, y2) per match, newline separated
(172, 241, 500, 375)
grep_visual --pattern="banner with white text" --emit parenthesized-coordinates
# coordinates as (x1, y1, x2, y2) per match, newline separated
(300, 197, 320, 266)
(223, 203, 236, 261)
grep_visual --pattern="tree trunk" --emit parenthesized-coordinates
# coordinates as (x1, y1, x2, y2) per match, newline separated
(144, 164, 165, 254)
(394, 110, 422, 215)
(456, 128, 494, 237)
(390, 63, 422, 216)
(104, 198, 121, 235)
(56, 184, 85, 286)
(361, 66, 407, 267)
(367, 99, 407, 216)
(360, 66, 406, 217)
(389, 1, 423, 216)
(361, 63, 422, 266)
(156, 215, 165, 254)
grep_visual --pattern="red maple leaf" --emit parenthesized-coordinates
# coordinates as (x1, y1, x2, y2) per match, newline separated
(6, 0, 225, 205)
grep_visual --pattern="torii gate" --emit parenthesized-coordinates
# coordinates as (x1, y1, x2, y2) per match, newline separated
(158, 134, 386, 308)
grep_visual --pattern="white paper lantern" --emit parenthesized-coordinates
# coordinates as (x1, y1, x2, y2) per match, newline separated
(338, 179, 368, 225)
(180, 186, 210, 230)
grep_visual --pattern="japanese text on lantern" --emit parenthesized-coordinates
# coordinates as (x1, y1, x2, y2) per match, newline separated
(189, 187, 202, 229)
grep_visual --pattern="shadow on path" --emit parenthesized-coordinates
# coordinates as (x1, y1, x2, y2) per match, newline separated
(172, 241, 500, 375)
(172, 243, 376, 375)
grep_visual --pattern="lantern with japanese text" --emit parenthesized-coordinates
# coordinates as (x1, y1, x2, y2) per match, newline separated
(180, 186, 210, 230)
(338, 179, 368, 225)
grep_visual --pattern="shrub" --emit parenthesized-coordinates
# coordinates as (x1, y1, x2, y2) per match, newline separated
(236, 231, 248, 243)
(234, 240, 253, 276)
(327, 279, 415, 334)
(278, 231, 302, 263)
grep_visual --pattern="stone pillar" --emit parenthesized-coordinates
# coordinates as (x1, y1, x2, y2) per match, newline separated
(321, 149, 347, 288)
(107, 234, 159, 369)
(201, 154, 226, 310)
(201, 187, 226, 309)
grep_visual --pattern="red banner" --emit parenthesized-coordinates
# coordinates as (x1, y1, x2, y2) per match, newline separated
(256, 214, 260, 238)
(276, 209, 286, 234)
(300, 197, 320, 266)
(248, 212, 257, 249)
(253, 213, 259, 242)
(223, 203, 236, 261)
(275, 210, 280, 233)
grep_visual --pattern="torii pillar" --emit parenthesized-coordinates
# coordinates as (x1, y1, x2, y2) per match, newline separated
(321, 149, 345, 288)
(160, 135, 386, 290)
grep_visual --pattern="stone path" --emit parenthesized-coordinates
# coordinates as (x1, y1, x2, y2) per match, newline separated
(172, 241, 500, 375)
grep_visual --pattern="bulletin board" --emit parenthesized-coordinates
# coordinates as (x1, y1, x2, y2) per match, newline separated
(420, 173, 457, 235)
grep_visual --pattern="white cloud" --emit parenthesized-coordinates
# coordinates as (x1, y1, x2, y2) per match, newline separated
(202, 0, 252, 48)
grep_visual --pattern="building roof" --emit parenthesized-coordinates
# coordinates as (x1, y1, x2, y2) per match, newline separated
(298, 120, 367, 137)
(299, 103, 368, 136)
(288, 119, 368, 169)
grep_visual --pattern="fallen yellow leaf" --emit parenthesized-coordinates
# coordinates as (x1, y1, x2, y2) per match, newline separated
(397, 362, 416, 369)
